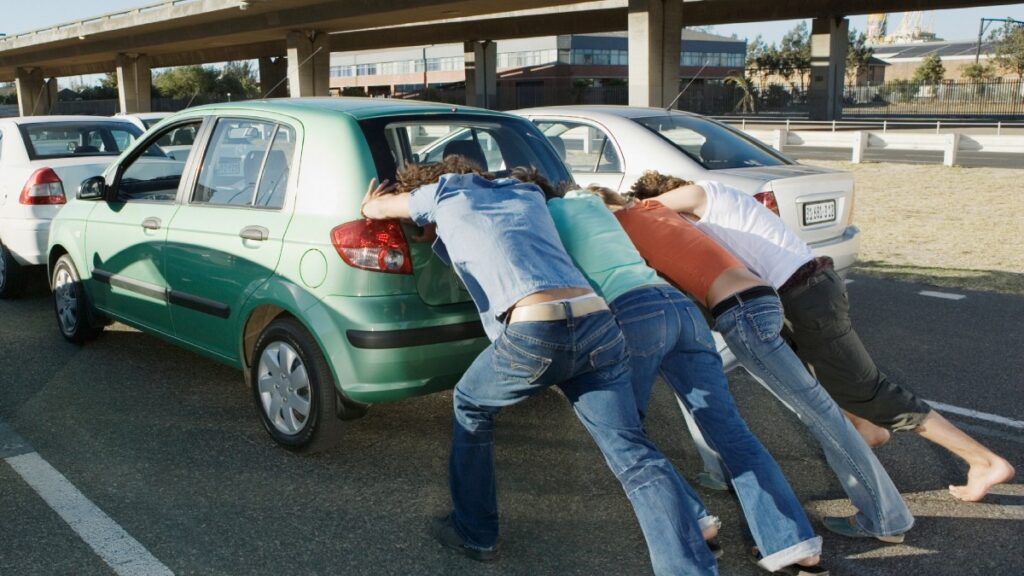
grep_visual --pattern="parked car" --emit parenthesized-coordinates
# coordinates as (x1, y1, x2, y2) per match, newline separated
(117, 113, 195, 161)
(117, 112, 173, 132)
(0, 115, 144, 297)
(48, 98, 571, 452)
(512, 106, 860, 274)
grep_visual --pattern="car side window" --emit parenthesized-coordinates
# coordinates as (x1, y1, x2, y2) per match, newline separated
(192, 118, 278, 207)
(253, 125, 295, 209)
(117, 120, 202, 203)
(534, 120, 621, 174)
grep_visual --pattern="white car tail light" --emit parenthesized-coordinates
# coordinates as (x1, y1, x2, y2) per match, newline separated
(19, 167, 67, 205)
(331, 219, 413, 275)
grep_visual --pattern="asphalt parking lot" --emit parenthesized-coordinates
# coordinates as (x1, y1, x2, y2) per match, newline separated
(1, 272, 1022, 575)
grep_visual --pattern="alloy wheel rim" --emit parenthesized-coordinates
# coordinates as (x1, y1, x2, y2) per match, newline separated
(54, 268, 79, 334)
(257, 342, 312, 436)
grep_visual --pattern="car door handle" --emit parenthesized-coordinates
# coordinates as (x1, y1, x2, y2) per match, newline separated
(239, 225, 269, 242)
(141, 217, 162, 230)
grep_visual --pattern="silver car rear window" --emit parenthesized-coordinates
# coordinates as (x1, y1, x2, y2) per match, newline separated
(634, 114, 791, 170)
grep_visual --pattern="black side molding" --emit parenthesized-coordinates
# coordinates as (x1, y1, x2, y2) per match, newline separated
(168, 291, 231, 319)
(92, 269, 230, 319)
(347, 321, 485, 349)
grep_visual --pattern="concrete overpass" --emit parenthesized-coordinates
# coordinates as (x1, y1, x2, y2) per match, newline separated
(0, 0, 1014, 119)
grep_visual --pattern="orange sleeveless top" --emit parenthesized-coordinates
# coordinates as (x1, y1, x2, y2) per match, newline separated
(615, 199, 745, 305)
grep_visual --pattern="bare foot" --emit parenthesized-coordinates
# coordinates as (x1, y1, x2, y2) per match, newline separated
(797, 554, 821, 567)
(949, 456, 1016, 502)
(846, 411, 891, 447)
(702, 523, 719, 542)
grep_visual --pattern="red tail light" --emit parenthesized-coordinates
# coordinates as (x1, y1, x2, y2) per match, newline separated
(19, 167, 66, 205)
(753, 190, 779, 217)
(331, 219, 413, 275)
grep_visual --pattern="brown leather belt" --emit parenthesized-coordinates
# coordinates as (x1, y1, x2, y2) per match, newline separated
(778, 256, 834, 296)
(508, 295, 609, 324)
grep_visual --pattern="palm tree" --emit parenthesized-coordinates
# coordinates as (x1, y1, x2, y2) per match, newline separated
(725, 74, 757, 114)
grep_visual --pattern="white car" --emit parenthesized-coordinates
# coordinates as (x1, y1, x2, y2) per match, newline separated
(116, 112, 173, 132)
(513, 106, 860, 274)
(117, 112, 195, 161)
(0, 115, 143, 297)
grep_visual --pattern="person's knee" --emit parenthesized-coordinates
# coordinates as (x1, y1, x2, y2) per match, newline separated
(453, 389, 496, 434)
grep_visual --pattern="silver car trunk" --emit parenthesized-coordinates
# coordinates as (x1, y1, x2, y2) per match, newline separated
(711, 165, 854, 246)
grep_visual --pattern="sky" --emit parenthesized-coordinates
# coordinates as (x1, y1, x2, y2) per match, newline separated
(4, 1, 1024, 42)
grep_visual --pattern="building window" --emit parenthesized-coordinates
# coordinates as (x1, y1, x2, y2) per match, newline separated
(570, 48, 628, 66)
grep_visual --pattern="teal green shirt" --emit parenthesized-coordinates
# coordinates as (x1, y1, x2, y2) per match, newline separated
(547, 191, 667, 303)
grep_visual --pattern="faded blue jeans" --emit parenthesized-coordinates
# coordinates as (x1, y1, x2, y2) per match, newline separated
(611, 285, 821, 571)
(450, 306, 718, 576)
(714, 292, 914, 537)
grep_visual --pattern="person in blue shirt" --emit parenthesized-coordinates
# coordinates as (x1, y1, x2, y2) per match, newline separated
(360, 155, 719, 575)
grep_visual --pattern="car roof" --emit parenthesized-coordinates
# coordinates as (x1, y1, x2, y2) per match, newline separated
(185, 97, 513, 121)
(514, 105, 703, 121)
(2, 115, 140, 126)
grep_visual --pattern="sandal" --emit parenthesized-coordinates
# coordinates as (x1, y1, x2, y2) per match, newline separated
(822, 515, 905, 544)
(750, 548, 829, 576)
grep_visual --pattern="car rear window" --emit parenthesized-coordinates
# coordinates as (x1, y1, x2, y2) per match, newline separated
(633, 114, 790, 170)
(359, 114, 573, 189)
(18, 121, 143, 160)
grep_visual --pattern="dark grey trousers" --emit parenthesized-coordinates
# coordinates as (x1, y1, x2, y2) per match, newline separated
(780, 268, 931, 432)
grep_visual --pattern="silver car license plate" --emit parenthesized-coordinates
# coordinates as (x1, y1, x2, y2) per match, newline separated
(803, 200, 836, 225)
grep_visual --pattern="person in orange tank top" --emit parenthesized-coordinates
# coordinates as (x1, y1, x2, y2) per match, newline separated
(586, 186, 916, 549)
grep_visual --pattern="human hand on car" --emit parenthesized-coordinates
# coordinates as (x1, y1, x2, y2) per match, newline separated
(360, 178, 395, 219)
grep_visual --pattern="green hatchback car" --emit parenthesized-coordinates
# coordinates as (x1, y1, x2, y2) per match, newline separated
(47, 98, 573, 451)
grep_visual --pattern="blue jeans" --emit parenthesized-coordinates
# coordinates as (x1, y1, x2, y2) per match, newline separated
(714, 293, 914, 537)
(450, 307, 718, 576)
(611, 286, 821, 571)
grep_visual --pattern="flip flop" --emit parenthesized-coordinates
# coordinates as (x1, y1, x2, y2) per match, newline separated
(750, 548, 829, 576)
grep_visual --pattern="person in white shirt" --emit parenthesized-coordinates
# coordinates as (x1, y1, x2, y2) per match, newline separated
(629, 171, 1014, 509)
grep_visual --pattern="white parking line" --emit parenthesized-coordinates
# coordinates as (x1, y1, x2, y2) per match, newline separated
(927, 400, 1024, 431)
(919, 290, 966, 301)
(4, 452, 174, 576)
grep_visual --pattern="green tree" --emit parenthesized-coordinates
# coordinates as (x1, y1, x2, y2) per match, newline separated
(154, 65, 219, 99)
(961, 62, 995, 82)
(990, 22, 1024, 80)
(779, 21, 810, 90)
(845, 29, 875, 85)
(217, 61, 260, 99)
(725, 74, 757, 113)
(913, 54, 945, 84)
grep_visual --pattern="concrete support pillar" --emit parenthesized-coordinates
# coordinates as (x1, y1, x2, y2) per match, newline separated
(808, 17, 848, 121)
(14, 67, 56, 116)
(286, 31, 330, 97)
(116, 53, 152, 114)
(259, 56, 288, 98)
(627, 0, 682, 107)
(464, 41, 497, 109)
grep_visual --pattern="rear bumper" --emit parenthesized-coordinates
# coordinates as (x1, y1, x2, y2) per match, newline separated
(306, 295, 488, 404)
(808, 225, 860, 275)
(0, 217, 51, 266)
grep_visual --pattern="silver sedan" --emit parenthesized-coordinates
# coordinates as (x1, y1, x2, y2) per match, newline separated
(512, 105, 860, 275)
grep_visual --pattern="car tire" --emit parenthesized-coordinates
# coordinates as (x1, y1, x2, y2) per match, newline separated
(251, 317, 342, 453)
(52, 255, 104, 344)
(0, 242, 25, 299)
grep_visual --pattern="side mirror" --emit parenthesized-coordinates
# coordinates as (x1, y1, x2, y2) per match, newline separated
(77, 176, 107, 201)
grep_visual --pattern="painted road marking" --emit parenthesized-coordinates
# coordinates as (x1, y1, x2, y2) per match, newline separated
(1, 422, 174, 576)
(927, 400, 1024, 431)
(919, 290, 966, 300)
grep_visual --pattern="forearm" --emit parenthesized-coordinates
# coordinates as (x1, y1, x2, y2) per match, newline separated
(656, 184, 707, 218)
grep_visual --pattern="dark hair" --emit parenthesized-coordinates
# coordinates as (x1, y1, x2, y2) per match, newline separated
(394, 154, 491, 194)
(630, 170, 693, 199)
(583, 184, 630, 207)
(508, 166, 567, 200)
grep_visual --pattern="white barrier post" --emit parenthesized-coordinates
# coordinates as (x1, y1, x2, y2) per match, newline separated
(772, 128, 788, 151)
(851, 131, 867, 163)
(944, 132, 961, 166)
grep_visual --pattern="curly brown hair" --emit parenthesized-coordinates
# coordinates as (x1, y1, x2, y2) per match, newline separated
(508, 166, 569, 200)
(630, 170, 693, 200)
(583, 184, 629, 208)
(393, 155, 491, 194)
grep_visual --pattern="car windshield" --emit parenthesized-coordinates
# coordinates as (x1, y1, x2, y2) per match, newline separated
(633, 114, 790, 170)
(360, 114, 574, 190)
(19, 121, 144, 160)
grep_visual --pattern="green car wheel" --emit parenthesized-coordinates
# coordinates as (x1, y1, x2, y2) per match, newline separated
(252, 317, 343, 452)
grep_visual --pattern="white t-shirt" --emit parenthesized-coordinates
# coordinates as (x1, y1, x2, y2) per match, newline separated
(694, 180, 814, 289)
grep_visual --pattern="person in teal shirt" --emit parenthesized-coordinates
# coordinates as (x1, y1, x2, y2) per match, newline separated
(533, 170, 828, 575)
